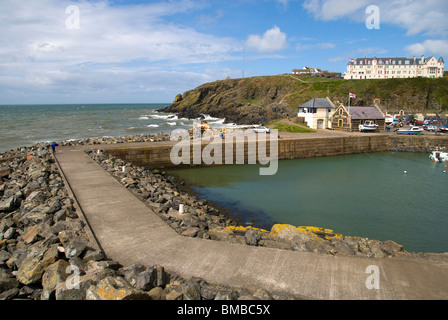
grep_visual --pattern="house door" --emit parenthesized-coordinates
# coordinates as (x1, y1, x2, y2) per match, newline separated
(317, 119, 324, 129)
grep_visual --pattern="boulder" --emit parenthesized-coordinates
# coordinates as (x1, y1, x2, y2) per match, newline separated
(0, 268, 19, 293)
(245, 228, 260, 246)
(64, 238, 88, 259)
(146, 286, 166, 300)
(86, 276, 150, 300)
(0, 287, 19, 300)
(118, 263, 146, 287)
(24, 191, 48, 206)
(181, 278, 201, 300)
(16, 244, 59, 285)
(41, 260, 71, 299)
(0, 196, 17, 212)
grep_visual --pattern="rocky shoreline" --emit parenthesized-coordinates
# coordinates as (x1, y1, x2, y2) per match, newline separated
(0, 137, 301, 300)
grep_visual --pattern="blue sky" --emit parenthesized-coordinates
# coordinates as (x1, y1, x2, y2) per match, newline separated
(1, 0, 447, 104)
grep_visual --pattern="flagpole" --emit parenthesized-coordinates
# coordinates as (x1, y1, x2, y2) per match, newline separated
(348, 93, 351, 114)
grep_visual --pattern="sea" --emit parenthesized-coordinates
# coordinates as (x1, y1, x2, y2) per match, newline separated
(0, 103, 241, 153)
(168, 152, 448, 254)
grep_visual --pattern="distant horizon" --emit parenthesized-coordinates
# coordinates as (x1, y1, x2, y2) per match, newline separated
(0, 102, 171, 106)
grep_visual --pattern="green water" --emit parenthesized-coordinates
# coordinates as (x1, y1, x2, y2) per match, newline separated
(168, 152, 448, 253)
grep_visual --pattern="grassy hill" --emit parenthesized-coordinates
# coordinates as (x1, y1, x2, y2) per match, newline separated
(160, 74, 448, 125)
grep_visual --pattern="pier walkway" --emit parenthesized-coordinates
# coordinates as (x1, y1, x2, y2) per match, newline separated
(55, 143, 448, 300)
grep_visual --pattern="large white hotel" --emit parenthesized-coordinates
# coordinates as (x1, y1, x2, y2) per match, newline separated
(344, 55, 444, 80)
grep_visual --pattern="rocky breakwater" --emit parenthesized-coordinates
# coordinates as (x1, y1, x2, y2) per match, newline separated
(0, 143, 298, 300)
(58, 132, 172, 147)
(86, 149, 415, 260)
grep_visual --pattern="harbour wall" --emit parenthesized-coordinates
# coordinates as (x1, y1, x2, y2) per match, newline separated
(104, 135, 448, 170)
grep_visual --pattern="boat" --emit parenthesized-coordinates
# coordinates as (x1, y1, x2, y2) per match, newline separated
(359, 120, 378, 132)
(439, 126, 448, 133)
(397, 126, 423, 135)
(429, 150, 448, 162)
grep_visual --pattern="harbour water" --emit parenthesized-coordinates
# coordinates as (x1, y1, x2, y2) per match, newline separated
(168, 152, 448, 254)
(0, 104, 241, 153)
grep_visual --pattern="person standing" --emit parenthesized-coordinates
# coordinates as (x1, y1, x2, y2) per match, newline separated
(50, 142, 56, 153)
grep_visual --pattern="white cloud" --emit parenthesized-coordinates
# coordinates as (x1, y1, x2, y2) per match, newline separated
(303, 0, 370, 21)
(406, 40, 448, 57)
(0, 0, 242, 103)
(303, 0, 448, 36)
(246, 26, 288, 53)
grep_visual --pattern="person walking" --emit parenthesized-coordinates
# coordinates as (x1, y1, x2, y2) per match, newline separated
(50, 142, 56, 153)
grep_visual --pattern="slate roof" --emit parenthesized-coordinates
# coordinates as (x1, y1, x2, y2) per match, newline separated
(348, 56, 443, 66)
(347, 106, 384, 120)
(299, 98, 335, 109)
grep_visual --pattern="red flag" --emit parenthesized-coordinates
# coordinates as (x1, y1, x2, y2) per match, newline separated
(349, 93, 356, 98)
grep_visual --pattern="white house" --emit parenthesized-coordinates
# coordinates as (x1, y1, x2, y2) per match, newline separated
(297, 97, 335, 129)
(344, 55, 444, 80)
(292, 66, 322, 75)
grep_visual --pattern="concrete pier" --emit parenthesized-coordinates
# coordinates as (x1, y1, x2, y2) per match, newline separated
(54, 133, 448, 300)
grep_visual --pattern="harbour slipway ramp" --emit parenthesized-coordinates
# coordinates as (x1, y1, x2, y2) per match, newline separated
(55, 144, 448, 300)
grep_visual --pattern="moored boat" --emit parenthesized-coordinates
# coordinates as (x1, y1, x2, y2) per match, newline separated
(429, 150, 448, 162)
(359, 120, 378, 132)
(397, 126, 423, 135)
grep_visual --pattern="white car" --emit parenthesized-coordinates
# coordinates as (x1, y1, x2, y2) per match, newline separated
(253, 126, 271, 133)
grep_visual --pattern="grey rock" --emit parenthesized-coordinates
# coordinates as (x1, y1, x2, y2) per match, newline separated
(0, 287, 19, 300)
(0, 196, 16, 212)
(245, 228, 260, 246)
(64, 238, 88, 259)
(119, 263, 146, 286)
(3, 227, 15, 240)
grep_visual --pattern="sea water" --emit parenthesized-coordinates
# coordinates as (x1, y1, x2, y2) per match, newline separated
(0, 104, 239, 153)
(168, 152, 448, 253)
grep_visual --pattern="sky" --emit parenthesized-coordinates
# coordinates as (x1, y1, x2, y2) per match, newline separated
(1, 0, 447, 104)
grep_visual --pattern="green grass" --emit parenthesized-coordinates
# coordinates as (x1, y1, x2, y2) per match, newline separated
(267, 119, 315, 133)
(242, 98, 262, 105)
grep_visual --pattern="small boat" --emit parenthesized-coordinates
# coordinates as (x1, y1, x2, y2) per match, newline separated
(359, 120, 378, 132)
(429, 150, 448, 162)
(439, 126, 448, 133)
(397, 126, 423, 135)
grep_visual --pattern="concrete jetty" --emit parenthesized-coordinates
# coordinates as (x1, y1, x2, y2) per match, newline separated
(54, 139, 448, 300)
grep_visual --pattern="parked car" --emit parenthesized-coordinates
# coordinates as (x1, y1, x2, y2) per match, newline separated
(253, 126, 271, 133)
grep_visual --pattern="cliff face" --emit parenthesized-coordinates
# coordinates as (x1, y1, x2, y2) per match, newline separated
(159, 75, 448, 125)
(160, 75, 295, 125)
